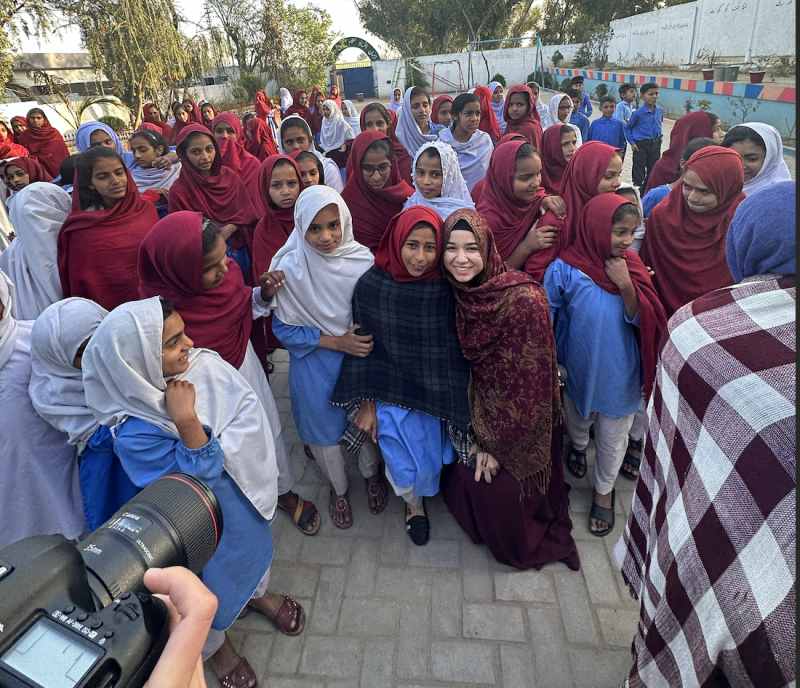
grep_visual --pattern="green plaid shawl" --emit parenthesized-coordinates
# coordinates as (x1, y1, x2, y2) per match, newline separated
(331, 268, 472, 433)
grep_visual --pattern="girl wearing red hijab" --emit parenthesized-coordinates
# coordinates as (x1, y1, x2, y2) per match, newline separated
(359, 103, 413, 186)
(284, 89, 313, 126)
(137, 211, 322, 538)
(254, 91, 271, 120)
(431, 95, 453, 127)
(469, 133, 526, 203)
(16, 108, 70, 178)
(440, 208, 579, 570)
(57, 147, 159, 311)
(544, 194, 667, 536)
(475, 140, 566, 270)
(640, 147, 745, 317)
(0, 120, 29, 159)
(244, 117, 279, 160)
(523, 141, 622, 281)
(170, 102, 193, 142)
(539, 125, 579, 196)
(211, 113, 262, 213)
(473, 86, 501, 145)
(181, 97, 201, 124)
(309, 86, 326, 143)
(341, 130, 414, 253)
(141, 102, 173, 142)
(644, 110, 714, 193)
(200, 101, 218, 130)
(10, 116, 27, 137)
(327, 83, 342, 107)
(252, 155, 304, 280)
(168, 124, 259, 282)
(4, 157, 51, 197)
(332, 206, 470, 545)
(502, 85, 543, 152)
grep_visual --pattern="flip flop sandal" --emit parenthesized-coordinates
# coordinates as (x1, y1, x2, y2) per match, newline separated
(278, 495, 321, 535)
(329, 490, 353, 529)
(405, 500, 430, 546)
(619, 438, 642, 480)
(565, 446, 588, 479)
(220, 656, 258, 688)
(268, 595, 306, 636)
(304, 444, 316, 461)
(589, 488, 615, 537)
(366, 474, 389, 515)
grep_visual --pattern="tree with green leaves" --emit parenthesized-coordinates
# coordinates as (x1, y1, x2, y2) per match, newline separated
(356, 0, 532, 57)
(203, 0, 292, 82)
(67, 0, 227, 127)
(274, 2, 339, 92)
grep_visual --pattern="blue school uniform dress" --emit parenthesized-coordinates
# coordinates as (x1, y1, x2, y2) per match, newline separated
(625, 104, 664, 146)
(272, 317, 349, 445)
(113, 419, 274, 631)
(79, 425, 140, 531)
(543, 259, 643, 420)
(613, 101, 633, 125)
(578, 92, 592, 117)
(641, 184, 672, 218)
(570, 112, 590, 143)
(589, 116, 626, 150)
(375, 403, 456, 498)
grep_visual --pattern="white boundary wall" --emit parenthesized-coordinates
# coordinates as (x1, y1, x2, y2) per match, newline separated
(608, 0, 796, 65)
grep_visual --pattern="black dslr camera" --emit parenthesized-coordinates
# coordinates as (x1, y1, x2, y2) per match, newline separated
(0, 472, 223, 688)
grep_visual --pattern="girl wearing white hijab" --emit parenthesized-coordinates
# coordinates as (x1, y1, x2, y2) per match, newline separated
(0, 197, 12, 251)
(487, 80, 507, 135)
(82, 295, 303, 685)
(29, 297, 139, 530)
(527, 81, 551, 127)
(387, 86, 403, 113)
(403, 140, 475, 220)
(341, 99, 361, 137)
(0, 268, 86, 549)
(269, 185, 386, 529)
(546, 92, 583, 144)
(722, 122, 792, 197)
(0, 183, 69, 319)
(395, 86, 445, 158)
(320, 99, 355, 181)
(278, 114, 343, 192)
(279, 87, 293, 113)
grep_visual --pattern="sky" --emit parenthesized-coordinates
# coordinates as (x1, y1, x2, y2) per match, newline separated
(15, 0, 389, 61)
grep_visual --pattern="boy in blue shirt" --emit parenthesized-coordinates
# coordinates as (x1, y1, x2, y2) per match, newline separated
(568, 88, 590, 142)
(589, 95, 627, 154)
(570, 76, 592, 117)
(613, 83, 637, 128)
(625, 82, 663, 193)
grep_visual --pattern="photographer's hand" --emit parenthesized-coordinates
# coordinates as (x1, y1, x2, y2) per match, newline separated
(143, 567, 218, 688)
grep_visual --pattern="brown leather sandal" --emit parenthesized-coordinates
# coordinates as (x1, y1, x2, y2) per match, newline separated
(220, 656, 258, 688)
(329, 490, 353, 529)
(268, 595, 305, 636)
(366, 475, 389, 515)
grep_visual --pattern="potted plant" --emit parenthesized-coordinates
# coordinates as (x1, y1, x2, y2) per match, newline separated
(696, 49, 718, 80)
(748, 54, 772, 83)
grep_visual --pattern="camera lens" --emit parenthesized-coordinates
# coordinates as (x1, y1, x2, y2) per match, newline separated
(78, 472, 223, 608)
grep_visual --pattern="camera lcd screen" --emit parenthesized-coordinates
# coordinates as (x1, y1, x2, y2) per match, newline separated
(1, 618, 102, 688)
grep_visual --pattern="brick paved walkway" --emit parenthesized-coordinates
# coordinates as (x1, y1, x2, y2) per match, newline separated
(204, 349, 641, 688)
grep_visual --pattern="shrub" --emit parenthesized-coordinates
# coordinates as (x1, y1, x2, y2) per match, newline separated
(573, 44, 591, 68)
(238, 72, 265, 101)
(98, 115, 127, 132)
(552, 50, 564, 68)
(560, 77, 573, 92)
(490, 73, 506, 87)
(592, 83, 608, 99)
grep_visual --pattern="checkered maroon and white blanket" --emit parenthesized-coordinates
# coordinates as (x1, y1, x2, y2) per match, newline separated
(616, 274, 796, 688)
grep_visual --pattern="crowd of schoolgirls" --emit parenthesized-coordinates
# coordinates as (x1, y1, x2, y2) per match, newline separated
(0, 77, 794, 688)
